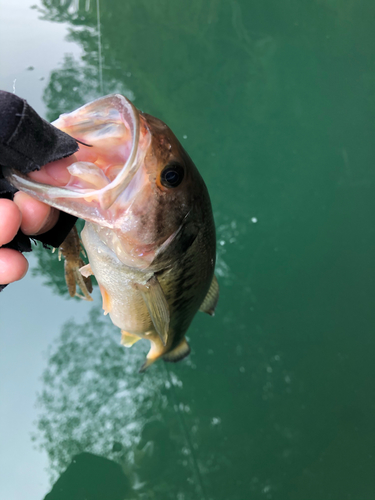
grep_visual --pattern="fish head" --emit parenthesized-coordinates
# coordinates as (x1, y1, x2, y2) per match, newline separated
(116, 111, 210, 268)
(5, 94, 211, 269)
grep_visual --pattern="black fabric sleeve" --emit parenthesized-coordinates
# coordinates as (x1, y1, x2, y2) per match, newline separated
(0, 90, 79, 290)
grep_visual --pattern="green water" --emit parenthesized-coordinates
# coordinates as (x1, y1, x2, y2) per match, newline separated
(1, 0, 375, 499)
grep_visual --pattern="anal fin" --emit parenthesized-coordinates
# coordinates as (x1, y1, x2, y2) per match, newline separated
(199, 275, 219, 316)
(121, 330, 141, 348)
(163, 337, 190, 363)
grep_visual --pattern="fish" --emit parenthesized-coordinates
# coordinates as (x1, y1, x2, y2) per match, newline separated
(5, 94, 219, 371)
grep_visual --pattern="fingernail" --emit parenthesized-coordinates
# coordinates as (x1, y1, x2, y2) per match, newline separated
(28, 155, 77, 186)
(43, 159, 73, 184)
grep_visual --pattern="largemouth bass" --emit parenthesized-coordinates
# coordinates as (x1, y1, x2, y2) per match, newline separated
(5, 94, 219, 371)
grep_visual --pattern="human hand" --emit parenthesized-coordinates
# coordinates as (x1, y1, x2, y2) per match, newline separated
(0, 156, 75, 285)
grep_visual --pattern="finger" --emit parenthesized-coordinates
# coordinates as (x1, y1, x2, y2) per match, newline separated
(0, 199, 22, 246)
(13, 192, 59, 235)
(28, 154, 78, 186)
(0, 248, 29, 284)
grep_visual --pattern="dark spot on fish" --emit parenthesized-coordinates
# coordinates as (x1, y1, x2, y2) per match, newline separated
(136, 212, 151, 237)
(154, 197, 165, 238)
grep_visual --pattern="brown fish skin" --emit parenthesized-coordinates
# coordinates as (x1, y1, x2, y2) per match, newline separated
(83, 111, 217, 369)
(131, 113, 217, 366)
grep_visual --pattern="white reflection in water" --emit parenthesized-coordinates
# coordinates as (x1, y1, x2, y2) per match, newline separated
(33, 307, 179, 478)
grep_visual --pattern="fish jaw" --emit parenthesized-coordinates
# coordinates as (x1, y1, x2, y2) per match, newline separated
(4, 94, 143, 223)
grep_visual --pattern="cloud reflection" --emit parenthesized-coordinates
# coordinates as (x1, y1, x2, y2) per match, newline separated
(33, 307, 202, 498)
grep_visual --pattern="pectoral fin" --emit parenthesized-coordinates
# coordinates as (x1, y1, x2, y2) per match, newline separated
(79, 263, 93, 277)
(136, 276, 170, 346)
(99, 284, 112, 315)
(199, 275, 219, 316)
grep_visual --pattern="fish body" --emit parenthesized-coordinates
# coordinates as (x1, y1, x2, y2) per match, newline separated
(5, 94, 218, 370)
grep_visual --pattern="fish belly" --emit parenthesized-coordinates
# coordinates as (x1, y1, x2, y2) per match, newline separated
(81, 222, 154, 335)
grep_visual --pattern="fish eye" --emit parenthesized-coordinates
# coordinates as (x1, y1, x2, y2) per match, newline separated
(160, 163, 184, 188)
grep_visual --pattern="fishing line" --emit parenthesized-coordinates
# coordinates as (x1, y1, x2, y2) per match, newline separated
(163, 363, 208, 500)
(96, 0, 104, 94)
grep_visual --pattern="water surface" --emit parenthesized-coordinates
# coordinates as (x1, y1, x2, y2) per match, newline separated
(1, 1, 375, 499)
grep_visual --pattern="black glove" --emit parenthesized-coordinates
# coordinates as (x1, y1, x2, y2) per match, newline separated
(0, 90, 79, 290)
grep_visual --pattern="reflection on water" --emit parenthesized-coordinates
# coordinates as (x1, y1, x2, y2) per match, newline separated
(31, 241, 71, 298)
(31, 220, 91, 299)
(35, 0, 134, 121)
(43, 53, 134, 122)
(44, 452, 131, 500)
(33, 308, 206, 498)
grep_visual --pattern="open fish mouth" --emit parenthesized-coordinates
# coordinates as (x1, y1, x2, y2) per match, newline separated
(4, 94, 142, 223)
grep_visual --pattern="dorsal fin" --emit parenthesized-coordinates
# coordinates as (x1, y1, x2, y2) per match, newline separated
(199, 275, 219, 316)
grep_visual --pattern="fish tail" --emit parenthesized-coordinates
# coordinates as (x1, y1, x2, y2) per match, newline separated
(163, 337, 190, 363)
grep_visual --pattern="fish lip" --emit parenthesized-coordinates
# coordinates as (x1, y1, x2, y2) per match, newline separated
(4, 94, 141, 213)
